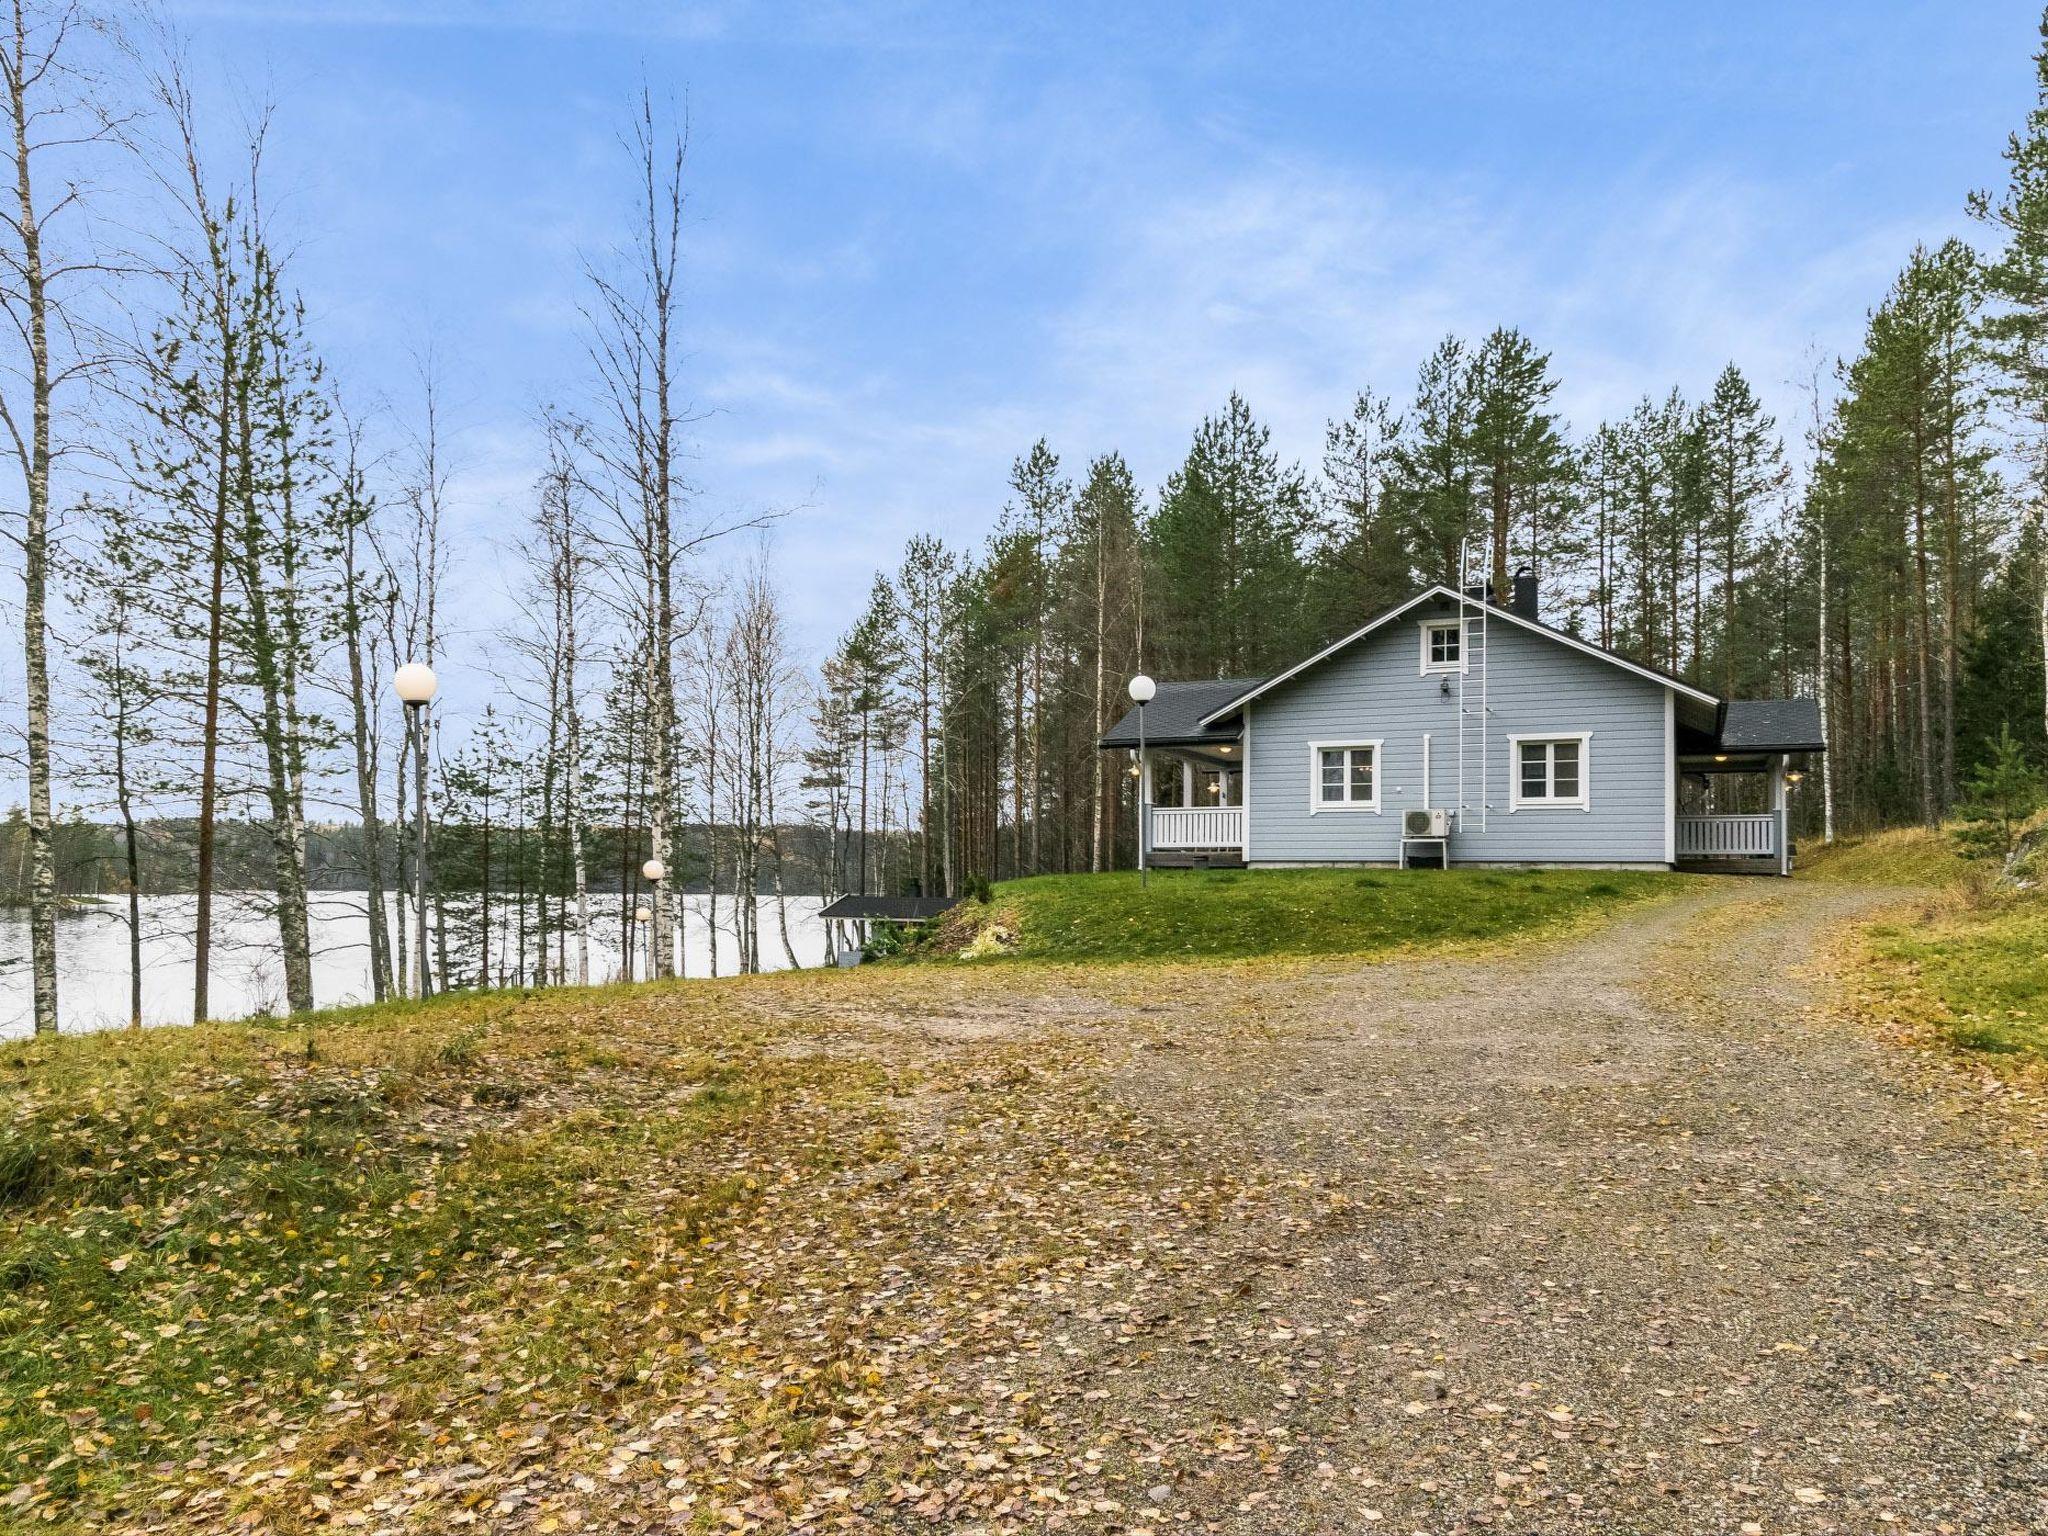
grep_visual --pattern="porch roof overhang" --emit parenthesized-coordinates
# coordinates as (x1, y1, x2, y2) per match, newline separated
(1717, 697, 1826, 754)
(1097, 676, 1260, 751)
(1678, 698, 1828, 763)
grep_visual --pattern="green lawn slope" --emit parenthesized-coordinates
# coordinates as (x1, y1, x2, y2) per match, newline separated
(1797, 826, 1972, 886)
(1809, 824, 2048, 1065)
(934, 866, 1680, 964)
(1859, 900, 2048, 1059)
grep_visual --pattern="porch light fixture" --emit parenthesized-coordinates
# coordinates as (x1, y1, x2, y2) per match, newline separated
(1216, 744, 1232, 754)
(1209, 781, 1222, 795)
(1786, 770, 1805, 785)
(1713, 754, 1729, 763)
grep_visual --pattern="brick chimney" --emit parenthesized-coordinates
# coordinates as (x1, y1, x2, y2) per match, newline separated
(1511, 566, 1539, 621)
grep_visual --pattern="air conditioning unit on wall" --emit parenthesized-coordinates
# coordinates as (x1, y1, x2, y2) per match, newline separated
(1404, 807, 1451, 838)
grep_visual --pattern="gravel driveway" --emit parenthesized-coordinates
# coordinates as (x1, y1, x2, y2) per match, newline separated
(251, 877, 2041, 1536)
(1044, 879, 2047, 1534)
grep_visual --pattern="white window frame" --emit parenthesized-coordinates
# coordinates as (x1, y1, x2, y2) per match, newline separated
(1507, 732, 1591, 811)
(1418, 617, 1466, 675)
(1308, 738, 1383, 814)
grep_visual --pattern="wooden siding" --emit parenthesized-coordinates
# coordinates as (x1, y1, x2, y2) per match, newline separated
(1244, 596, 1671, 865)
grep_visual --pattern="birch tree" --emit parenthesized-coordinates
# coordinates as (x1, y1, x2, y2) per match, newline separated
(1, 0, 126, 1031)
(583, 89, 691, 981)
(132, 54, 251, 1025)
(330, 409, 395, 1000)
(67, 494, 162, 1027)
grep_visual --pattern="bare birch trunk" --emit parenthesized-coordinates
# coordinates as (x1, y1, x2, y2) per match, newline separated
(340, 488, 394, 1000)
(1818, 529, 1836, 845)
(111, 640, 141, 1028)
(233, 297, 316, 1015)
(1909, 429, 1937, 830)
(2, 0, 72, 1033)
(1090, 524, 1107, 873)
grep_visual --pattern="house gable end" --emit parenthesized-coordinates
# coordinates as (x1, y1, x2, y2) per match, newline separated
(1200, 584, 1719, 726)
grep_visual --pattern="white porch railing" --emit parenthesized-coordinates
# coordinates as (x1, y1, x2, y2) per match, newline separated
(1676, 812, 1778, 858)
(1147, 805, 1245, 850)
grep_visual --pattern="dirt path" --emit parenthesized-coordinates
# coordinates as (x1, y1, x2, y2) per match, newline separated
(1027, 880, 2048, 1534)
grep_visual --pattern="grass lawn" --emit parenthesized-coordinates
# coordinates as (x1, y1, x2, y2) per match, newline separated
(0, 982, 908, 1530)
(1857, 896, 2048, 1060)
(1806, 821, 2048, 1065)
(1797, 825, 1973, 886)
(935, 865, 1680, 963)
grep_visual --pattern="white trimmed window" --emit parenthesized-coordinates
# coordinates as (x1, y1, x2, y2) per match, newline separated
(1510, 734, 1590, 810)
(1420, 618, 1464, 673)
(1309, 740, 1381, 812)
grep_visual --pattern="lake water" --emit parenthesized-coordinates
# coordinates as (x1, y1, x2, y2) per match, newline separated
(0, 892, 834, 1037)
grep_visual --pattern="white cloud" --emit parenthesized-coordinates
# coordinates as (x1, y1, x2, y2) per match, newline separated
(681, 136, 1972, 667)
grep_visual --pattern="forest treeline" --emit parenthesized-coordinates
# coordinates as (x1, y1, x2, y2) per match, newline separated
(9, 4, 2048, 1032)
(0, 814, 837, 902)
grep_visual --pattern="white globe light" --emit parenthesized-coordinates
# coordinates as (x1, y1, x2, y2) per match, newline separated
(634, 905, 651, 923)
(393, 662, 438, 705)
(642, 858, 666, 882)
(1127, 673, 1156, 703)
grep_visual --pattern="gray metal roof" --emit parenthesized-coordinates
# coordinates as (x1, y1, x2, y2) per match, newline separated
(1098, 677, 1263, 748)
(1719, 698, 1826, 753)
(818, 895, 960, 923)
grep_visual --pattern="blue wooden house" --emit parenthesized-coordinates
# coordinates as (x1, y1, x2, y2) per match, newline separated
(1099, 576, 1825, 874)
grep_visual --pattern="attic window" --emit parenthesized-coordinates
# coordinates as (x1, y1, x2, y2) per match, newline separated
(1420, 619, 1463, 674)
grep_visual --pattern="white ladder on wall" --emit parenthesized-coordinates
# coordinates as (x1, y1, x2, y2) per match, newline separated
(1455, 542, 1491, 834)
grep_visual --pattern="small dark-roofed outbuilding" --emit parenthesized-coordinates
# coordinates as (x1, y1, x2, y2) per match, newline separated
(817, 894, 959, 924)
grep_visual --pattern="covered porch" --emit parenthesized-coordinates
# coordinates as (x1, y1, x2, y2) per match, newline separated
(1092, 675, 1256, 869)
(1675, 752, 1807, 875)
(1674, 701, 1826, 876)
(1136, 748, 1246, 866)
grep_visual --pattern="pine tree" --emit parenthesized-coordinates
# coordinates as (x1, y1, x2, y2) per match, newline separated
(1467, 327, 1569, 595)
(66, 498, 168, 1029)
(1389, 338, 1478, 585)
(1697, 364, 1787, 693)
(896, 534, 957, 892)
(1006, 440, 1069, 874)
(1068, 453, 1142, 871)
(1147, 391, 1310, 677)
(1310, 388, 1411, 636)
(1970, 9, 2048, 755)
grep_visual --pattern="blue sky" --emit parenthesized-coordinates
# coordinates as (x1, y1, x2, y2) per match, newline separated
(169, 0, 2044, 681)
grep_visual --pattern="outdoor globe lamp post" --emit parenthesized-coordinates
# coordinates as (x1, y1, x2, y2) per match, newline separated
(641, 858, 666, 982)
(633, 905, 652, 982)
(393, 662, 438, 999)
(1128, 674, 1156, 889)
